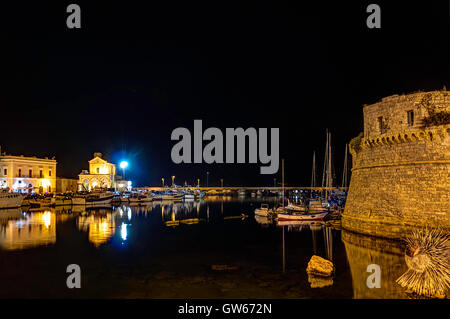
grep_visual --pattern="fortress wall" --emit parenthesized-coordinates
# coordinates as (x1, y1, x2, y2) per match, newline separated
(343, 91, 450, 239)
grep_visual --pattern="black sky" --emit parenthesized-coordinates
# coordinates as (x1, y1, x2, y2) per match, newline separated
(2, 1, 449, 187)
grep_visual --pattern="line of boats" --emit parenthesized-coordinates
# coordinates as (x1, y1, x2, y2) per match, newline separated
(254, 198, 332, 221)
(0, 188, 206, 209)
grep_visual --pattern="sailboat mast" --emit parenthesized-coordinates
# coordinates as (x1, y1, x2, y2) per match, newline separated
(282, 158, 285, 209)
(322, 129, 328, 188)
(342, 143, 348, 188)
(328, 131, 332, 201)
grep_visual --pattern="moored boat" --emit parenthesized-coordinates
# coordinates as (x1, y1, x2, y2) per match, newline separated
(286, 200, 307, 212)
(85, 191, 114, 206)
(276, 210, 328, 221)
(0, 191, 26, 209)
(50, 194, 72, 206)
(254, 203, 271, 217)
(128, 192, 153, 204)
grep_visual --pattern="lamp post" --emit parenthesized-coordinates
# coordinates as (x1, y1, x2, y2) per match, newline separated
(274, 178, 276, 188)
(197, 179, 200, 188)
(220, 178, 223, 188)
(162, 178, 165, 188)
(172, 175, 175, 187)
(120, 161, 128, 179)
(206, 171, 210, 188)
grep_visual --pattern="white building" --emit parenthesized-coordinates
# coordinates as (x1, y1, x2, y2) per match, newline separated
(0, 146, 57, 194)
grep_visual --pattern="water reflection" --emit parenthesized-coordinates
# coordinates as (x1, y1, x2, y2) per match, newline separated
(342, 230, 408, 299)
(0, 198, 433, 299)
(77, 209, 116, 247)
(0, 209, 56, 250)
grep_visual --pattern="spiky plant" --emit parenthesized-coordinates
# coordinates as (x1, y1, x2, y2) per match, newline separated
(396, 227, 450, 298)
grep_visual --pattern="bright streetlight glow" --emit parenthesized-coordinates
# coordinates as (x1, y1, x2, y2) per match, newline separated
(120, 161, 129, 169)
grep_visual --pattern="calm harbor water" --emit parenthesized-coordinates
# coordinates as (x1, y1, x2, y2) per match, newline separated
(0, 197, 410, 298)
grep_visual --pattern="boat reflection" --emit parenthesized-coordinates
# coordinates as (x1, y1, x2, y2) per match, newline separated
(0, 209, 56, 250)
(159, 200, 203, 227)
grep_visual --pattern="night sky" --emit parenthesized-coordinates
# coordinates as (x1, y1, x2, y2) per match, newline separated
(2, 1, 449, 187)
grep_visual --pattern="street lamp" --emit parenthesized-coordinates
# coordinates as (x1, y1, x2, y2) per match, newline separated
(206, 171, 210, 188)
(197, 179, 200, 188)
(172, 175, 175, 187)
(162, 178, 165, 188)
(220, 178, 223, 188)
(120, 161, 128, 179)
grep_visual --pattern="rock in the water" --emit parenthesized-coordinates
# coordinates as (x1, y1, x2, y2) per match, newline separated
(306, 255, 334, 277)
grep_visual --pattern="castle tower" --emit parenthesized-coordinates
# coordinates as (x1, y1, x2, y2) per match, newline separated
(342, 90, 450, 239)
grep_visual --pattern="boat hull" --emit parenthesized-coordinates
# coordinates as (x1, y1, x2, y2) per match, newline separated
(277, 211, 328, 221)
(0, 193, 25, 209)
(254, 209, 270, 217)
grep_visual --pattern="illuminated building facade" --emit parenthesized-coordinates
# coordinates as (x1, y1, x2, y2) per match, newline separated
(78, 152, 117, 191)
(0, 147, 57, 194)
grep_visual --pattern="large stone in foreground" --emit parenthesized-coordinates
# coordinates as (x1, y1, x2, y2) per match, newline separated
(306, 255, 334, 277)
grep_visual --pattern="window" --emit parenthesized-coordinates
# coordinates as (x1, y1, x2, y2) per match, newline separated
(3, 168, 6, 176)
(29, 169, 32, 177)
(49, 170, 52, 177)
(378, 116, 383, 132)
(96, 167, 100, 174)
(18, 169, 21, 177)
(407, 110, 414, 126)
(40, 170, 43, 178)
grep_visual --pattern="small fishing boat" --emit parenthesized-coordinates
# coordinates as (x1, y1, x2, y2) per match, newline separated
(50, 194, 72, 206)
(254, 203, 271, 217)
(85, 191, 114, 206)
(286, 200, 307, 212)
(72, 193, 87, 205)
(276, 210, 328, 221)
(161, 192, 183, 201)
(184, 191, 195, 200)
(0, 191, 26, 209)
(129, 192, 153, 204)
(308, 198, 326, 211)
(29, 195, 52, 207)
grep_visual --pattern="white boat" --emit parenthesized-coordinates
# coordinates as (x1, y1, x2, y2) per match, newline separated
(85, 191, 114, 206)
(0, 191, 26, 209)
(238, 190, 246, 197)
(254, 204, 271, 217)
(184, 193, 195, 200)
(276, 210, 328, 221)
(51, 194, 72, 206)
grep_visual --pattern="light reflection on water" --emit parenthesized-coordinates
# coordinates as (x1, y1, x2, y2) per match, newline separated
(0, 197, 421, 298)
(0, 209, 56, 250)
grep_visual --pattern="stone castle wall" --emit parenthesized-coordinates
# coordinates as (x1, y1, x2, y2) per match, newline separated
(342, 91, 450, 239)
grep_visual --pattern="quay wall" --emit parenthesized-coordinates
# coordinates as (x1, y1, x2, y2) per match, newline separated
(342, 91, 450, 239)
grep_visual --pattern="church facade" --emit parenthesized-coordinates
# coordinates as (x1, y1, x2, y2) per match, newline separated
(78, 153, 117, 191)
